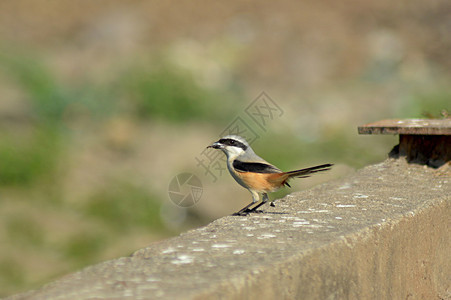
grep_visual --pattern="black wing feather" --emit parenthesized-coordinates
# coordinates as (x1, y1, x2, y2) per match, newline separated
(233, 160, 280, 173)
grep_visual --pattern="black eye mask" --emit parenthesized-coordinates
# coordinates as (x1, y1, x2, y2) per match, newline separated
(218, 138, 248, 151)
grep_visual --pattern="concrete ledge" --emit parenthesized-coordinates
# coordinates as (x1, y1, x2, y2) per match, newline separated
(8, 159, 450, 299)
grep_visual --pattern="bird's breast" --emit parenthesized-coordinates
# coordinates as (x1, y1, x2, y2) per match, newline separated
(236, 172, 286, 193)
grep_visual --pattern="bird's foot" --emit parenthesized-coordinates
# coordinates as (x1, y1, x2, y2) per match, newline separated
(249, 209, 264, 213)
(232, 211, 249, 216)
(232, 208, 253, 216)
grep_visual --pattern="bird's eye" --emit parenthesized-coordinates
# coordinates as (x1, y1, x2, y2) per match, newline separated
(229, 140, 236, 145)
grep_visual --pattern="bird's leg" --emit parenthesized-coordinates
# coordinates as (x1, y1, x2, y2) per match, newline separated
(248, 193, 269, 213)
(233, 191, 260, 216)
(232, 202, 255, 216)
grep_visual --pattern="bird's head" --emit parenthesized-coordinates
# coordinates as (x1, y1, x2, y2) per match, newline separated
(207, 135, 250, 158)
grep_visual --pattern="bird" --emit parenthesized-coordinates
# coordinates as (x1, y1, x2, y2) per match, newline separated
(207, 135, 333, 215)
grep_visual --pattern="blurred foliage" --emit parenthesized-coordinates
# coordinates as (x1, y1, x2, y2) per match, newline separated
(0, 52, 72, 124)
(1, 49, 238, 123)
(0, 260, 25, 289)
(402, 89, 451, 119)
(0, 127, 60, 186)
(124, 65, 236, 122)
(258, 130, 395, 172)
(6, 214, 44, 247)
(62, 232, 106, 263)
(85, 182, 166, 232)
(0, 52, 68, 186)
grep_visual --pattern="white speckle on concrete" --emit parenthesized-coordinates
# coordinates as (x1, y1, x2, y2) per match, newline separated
(297, 209, 329, 214)
(304, 224, 323, 228)
(146, 277, 160, 282)
(115, 259, 126, 266)
(246, 234, 254, 237)
(258, 233, 276, 239)
(233, 249, 245, 255)
(293, 221, 310, 226)
(335, 217, 343, 220)
(171, 255, 193, 265)
(339, 184, 351, 190)
(389, 197, 403, 201)
(162, 248, 176, 254)
(244, 226, 256, 230)
(212, 244, 231, 249)
(353, 193, 369, 199)
(255, 215, 272, 219)
(336, 204, 356, 208)
(313, 219, 327, 224)
(192, 248, 205, 252)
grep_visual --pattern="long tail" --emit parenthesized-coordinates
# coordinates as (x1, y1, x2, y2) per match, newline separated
(285, 163, 333, 179)
(277, 163, 333, 187)
(266, 163, 333, 188)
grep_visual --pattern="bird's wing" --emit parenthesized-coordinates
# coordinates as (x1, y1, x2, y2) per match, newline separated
(233, 160, 282, 173)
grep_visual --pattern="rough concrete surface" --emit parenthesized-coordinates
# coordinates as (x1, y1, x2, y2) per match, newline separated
(7, 159, 450, 300)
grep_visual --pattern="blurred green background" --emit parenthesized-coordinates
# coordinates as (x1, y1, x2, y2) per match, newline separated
(0, 0, 450, 297)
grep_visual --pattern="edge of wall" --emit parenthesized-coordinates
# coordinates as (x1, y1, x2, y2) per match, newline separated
(7, 159, 450, 299)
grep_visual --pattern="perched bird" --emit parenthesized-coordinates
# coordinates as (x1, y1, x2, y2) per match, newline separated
(207, 135, 332, 215)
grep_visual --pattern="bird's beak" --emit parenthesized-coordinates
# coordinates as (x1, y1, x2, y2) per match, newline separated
(207, 141, 222, 149)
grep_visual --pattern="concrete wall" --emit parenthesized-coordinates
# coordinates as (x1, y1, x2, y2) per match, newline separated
(8, 159, 450, 299)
